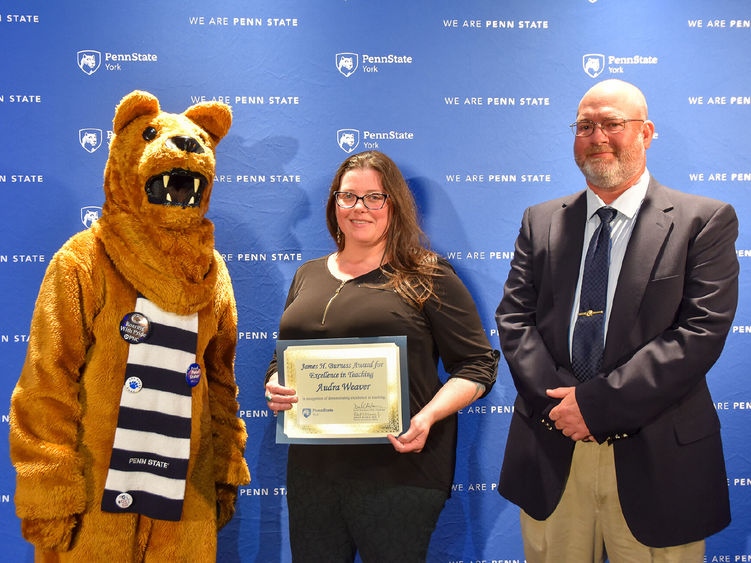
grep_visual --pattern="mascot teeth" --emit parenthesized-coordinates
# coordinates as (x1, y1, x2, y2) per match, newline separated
(145, 169, 207, 208)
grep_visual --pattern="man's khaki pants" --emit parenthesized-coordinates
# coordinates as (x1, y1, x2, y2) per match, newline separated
(521, 440, 704, 563)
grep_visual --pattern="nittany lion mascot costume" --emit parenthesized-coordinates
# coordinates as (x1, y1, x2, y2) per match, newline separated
(9, 91, 250, 561)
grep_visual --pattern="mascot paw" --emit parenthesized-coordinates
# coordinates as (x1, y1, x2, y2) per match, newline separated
(216, 483, 239, 530)
(21, 515, 78, 551)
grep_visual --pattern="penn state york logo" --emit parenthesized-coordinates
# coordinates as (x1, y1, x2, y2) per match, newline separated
(81, 206, 102, 228)
(77, 50, 101, 75)
(336, 53, 359, 77)
(337, 129, 360, 153)
(302, 408, 312, 418)
(79, 128, 103, 153)
(582, 54, 605, 78)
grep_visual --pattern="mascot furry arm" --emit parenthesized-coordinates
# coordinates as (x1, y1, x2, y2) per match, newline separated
(10, 91, 250, 554)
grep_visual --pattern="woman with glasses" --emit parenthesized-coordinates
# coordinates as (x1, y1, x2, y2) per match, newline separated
(264, 150, 498, 562)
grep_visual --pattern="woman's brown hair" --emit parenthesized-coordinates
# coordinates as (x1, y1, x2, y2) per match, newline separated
(326, 151, 439, 309)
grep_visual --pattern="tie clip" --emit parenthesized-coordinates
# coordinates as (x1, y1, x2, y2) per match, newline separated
(578, 309, 603, 317)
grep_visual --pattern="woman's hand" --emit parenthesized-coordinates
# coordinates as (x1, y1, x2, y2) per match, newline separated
(388, 377, 485, 454)
(388, 411, 433, 454)
(265, 372, 298, 415)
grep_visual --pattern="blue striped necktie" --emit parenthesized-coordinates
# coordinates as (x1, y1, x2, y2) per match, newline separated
(572, 206, 617, 382)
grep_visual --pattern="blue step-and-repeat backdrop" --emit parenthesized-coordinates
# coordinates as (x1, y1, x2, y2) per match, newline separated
(1, 1, 750, 561)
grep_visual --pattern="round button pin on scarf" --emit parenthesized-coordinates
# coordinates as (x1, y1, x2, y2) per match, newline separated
(116, 492, 133, 509)
(119, 312, 151, 344)
(125, 376, 143, 393)
(186, 363, 201, 387)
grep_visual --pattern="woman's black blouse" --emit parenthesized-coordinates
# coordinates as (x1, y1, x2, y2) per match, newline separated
(266, 256, 498, 493)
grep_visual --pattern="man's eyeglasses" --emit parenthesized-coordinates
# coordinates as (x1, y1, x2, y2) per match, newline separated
(334, 191, 389, 210)
(570, 118, 644, 137)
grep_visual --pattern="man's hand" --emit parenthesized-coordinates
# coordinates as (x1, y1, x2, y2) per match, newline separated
(547, 387, 592, 442)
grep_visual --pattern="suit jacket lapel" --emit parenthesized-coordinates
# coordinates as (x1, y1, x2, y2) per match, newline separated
(604, 178, 673, 368)
(550, 192, 587, 366)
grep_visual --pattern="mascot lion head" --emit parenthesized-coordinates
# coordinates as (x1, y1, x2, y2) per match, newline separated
(94, 91, 232, 314)
(103, 90, 231, 229)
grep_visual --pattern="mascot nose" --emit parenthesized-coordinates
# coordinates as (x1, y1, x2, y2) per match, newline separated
(168, 135, 205, 154)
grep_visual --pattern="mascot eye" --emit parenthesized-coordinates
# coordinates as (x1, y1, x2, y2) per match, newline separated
(142, 126, 158, 141)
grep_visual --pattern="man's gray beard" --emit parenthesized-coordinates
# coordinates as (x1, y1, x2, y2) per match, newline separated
(576, 136, 645, 189)
(578, 159, 639, 188)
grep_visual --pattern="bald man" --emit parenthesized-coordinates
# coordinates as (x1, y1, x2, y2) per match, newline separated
(496, 79, 738, 562)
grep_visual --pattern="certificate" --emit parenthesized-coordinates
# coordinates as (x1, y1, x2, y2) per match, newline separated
(275, 336, 409, 444)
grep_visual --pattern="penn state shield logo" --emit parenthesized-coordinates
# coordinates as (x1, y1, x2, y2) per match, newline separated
(302, 408, 312, 418)
(337, 129, 360, 154)
(81, 206, 102, 228)
(79, 128, 103, 153)
(77, 50, 101, 75)
(582, 54, 605, 78)
(336, 53, 359, 77)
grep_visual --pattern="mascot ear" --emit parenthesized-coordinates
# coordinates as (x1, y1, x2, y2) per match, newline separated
(113, 91, 160, 134)
(184, 102, 232, 144)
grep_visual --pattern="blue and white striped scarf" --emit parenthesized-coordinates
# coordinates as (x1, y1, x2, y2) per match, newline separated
(101, 296, 198, 521)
